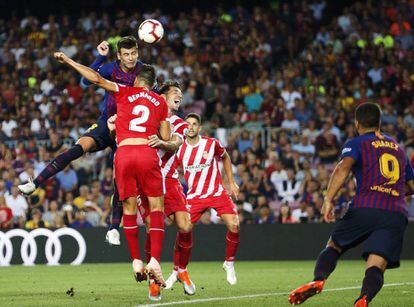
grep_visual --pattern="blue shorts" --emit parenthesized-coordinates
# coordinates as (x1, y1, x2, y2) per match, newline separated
(331, 207, 407, 269)
(83, 118, 115, 152)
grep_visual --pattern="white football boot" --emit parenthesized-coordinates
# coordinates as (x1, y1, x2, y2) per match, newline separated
(105, 229, 121, 246)
(223, 261, 237, 285)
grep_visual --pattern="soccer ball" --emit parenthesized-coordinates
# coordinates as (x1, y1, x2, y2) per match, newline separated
(138, 19, 164, 44)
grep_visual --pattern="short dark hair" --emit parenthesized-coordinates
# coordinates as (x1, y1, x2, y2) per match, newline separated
(355, 102, 381, 129)
(158, 80, 181, 95)
(185, 113, 202, 124)
(137, 64, 156, 87)
(117, 36, 138, 52)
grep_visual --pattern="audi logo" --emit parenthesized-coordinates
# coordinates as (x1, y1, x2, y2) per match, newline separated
(0, 228, 87, 266)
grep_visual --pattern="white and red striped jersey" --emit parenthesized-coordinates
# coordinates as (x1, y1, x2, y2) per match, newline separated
(176, 135, 226, 200)
(158, 115, 189, 179)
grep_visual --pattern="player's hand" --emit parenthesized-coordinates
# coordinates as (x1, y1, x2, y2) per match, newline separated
(107, 114, 117, 132)
(54, 52, 69, 64)
(148, 135, 164, 148)
(97, 41, 109, 56)
(229, 181, 239, 200)
(321, 198, 335, 223)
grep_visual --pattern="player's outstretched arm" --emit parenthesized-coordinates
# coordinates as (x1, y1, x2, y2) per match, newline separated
(322, 157, 354, 222)
(158, 121, 171, 141)
(148, 134, 182, 152)
(54, 52, 117, 92)
(81, 41, 110, 86)
(222, 152, 239, 200)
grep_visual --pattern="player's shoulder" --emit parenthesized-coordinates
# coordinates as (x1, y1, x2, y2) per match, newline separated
(201, 135, 221, 145)
(168, 114, 185, 125)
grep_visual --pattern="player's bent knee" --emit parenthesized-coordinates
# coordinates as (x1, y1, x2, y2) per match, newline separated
(76, 136, 97, 152)
(366, 254, 388, 271)
(326, 238, 342, 254)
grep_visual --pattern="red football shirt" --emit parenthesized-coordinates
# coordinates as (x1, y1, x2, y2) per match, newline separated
(113, 84, 168, 144)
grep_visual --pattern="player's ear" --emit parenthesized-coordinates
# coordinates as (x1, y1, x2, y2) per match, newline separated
(116, 52, 121, 60)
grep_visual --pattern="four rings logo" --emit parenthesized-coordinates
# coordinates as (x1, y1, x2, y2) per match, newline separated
(0, 228, 87, 266)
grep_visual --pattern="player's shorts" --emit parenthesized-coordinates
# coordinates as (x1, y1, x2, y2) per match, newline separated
(164, 177, 189, 217)
(331, 207, 407, 269)
(188, 193, 238, 224)
(82, 118, 115, 152)
(114, 145, 164, 201)
(137, 178, 188, 220)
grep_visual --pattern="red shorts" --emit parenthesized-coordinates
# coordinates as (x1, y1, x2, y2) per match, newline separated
(164, 178, 189, 217)
(138, 178, 188, 220)
(188, 193, 238, 224)
(114, 145, 164, 201)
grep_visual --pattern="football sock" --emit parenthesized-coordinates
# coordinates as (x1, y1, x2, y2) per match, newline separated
(313, 247, 341, 281)
(109, 181, 123, 230)
(225, 231, 240, 261)
(33, 144, 84, 187)
(177, 231, 193, 270)
(358, 266, 384, 302)
(149, 211, 165, 262)
(123, 214, 141, 260)
(173, 234, 180, 271)
(145, 232, 151, 263)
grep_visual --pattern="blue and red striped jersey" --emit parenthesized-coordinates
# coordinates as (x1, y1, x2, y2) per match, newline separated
(341, 132, 414, 216)
(82, 55, 143, 121)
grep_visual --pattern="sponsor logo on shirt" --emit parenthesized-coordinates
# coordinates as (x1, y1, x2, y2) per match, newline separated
(342, 147, 352, 154)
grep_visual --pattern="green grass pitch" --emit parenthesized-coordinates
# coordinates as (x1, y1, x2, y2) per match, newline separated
(1, 260, 413, 306)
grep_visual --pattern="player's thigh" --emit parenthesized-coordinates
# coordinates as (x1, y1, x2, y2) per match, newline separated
(330, 208, 376, 250)
(78, 119, 115, 152)
(137, 149, 164, 198)
(114, 148, 139, 200)
(363, 212, 407, 269)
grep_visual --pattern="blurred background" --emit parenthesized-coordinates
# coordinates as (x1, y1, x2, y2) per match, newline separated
(1, 0, 414, 232)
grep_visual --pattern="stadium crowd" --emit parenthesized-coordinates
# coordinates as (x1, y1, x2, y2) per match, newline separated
(1, 0, 414, 230)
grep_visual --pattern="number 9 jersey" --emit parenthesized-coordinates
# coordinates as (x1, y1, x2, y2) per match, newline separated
(340, 132, 414, 216)
(113, 83, 168, 144)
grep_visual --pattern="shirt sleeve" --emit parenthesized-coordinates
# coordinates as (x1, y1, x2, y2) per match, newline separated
(173, 122, 189, 140)
(406, 156, 414, 182)
(340, 138, 360, 162)
(112, 83, 128, 105)
(214, 139, 226, 158)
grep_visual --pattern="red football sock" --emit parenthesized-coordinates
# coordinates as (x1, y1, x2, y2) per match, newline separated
(177, 231, 193, 270)
(225, 231, 240, 262)
(123, 214, 141, 260)
(145, 232, 151, 263)
(173, 234, 180, 271)
(149, 211, 165, 262)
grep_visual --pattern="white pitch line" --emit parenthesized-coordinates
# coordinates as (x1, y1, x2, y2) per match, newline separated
(136, 282, 414, 307)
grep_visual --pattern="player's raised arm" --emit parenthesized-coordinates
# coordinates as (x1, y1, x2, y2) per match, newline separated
(158, 121, 171, 141)
(81, 41, 110, 86)
(54, 52, 117, 92)
(222, 151, 239, 200)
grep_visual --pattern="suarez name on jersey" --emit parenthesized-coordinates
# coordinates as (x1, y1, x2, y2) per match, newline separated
(158, 115, 189, 179)
(341, 132, 414, 216)
(176, 136, 226, 200)
(113, 84, 168, 144)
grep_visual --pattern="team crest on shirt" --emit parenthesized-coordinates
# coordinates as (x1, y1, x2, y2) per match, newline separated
(202, 151, 209, 159)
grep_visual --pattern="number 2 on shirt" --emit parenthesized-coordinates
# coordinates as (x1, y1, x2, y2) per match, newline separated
(129, 105, 149, 132)
(379, 153, 400, 185)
